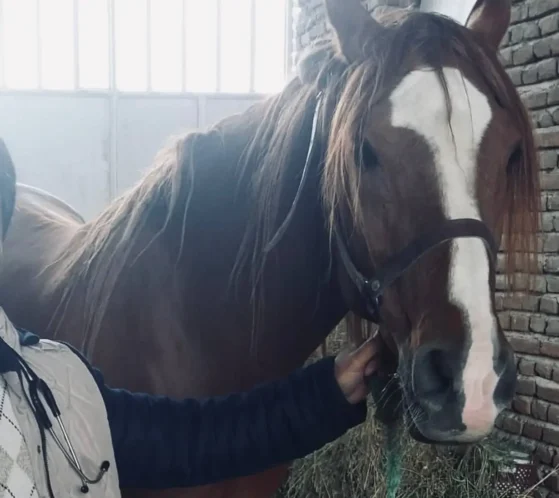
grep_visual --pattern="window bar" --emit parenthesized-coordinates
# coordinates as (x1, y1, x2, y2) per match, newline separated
(146, 0, 152, 92)
(0, 0, 5, 88)
(108, 0, 116, 91)
(73, 0, 80, 89)
(107, 0, 118, 200)
(36, 0, 42, 89)
(249, 0, 256, 93)
(216, 0, 221, 92)
(284, 0, 294, 79)
(181, 0, 187, 92)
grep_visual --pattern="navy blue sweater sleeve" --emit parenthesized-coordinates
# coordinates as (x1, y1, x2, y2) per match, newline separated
(90, 357, 367, 489)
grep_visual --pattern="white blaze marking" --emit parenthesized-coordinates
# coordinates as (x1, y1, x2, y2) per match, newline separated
(389, 67, 498, 437)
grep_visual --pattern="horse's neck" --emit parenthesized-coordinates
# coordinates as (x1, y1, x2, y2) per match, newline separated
(169, 118, 346, 386)
(164, 113, 347, 348)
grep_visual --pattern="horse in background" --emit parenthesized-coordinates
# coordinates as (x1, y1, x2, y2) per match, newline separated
(0, 1, 540, 497)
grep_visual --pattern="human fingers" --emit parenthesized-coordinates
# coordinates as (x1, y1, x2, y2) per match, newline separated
(347, 337, 379, 369)
(364, 359, 377, 377)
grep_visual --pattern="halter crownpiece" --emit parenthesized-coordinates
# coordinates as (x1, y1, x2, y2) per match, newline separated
(263, 92, 325, 254)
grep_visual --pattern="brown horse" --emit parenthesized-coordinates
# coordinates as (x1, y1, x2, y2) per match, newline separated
(0, 1, 540, 497)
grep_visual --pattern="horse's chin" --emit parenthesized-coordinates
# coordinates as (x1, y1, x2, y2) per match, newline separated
(405, 407, 488, 446)
(409, 423, 436, 444)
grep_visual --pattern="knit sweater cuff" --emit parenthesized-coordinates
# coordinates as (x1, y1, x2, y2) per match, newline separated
(308, 357, 368, 438)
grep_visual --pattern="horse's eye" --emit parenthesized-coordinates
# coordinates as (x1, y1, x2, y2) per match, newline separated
(357, 142, 379, 169)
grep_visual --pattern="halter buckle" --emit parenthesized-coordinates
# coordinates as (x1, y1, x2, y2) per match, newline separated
(364, 279, 383, 323)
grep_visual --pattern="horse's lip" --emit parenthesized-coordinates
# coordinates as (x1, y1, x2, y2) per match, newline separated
(374, 370, 467, 446)
(408, 417, 470, 446)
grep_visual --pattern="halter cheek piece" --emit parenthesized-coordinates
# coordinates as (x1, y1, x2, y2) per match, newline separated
(266, 92, 499, 323)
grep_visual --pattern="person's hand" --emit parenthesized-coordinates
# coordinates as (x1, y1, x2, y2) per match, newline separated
(334, 336, 380, 404)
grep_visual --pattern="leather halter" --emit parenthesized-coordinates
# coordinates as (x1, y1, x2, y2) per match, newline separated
(335, 219, 498, 323)
(265, 93, 499, 323)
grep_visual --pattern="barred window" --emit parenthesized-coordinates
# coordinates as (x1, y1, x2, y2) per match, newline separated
(0, 0, 291, 94)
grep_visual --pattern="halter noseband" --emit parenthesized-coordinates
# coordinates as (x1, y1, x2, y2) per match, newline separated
(265, 92, 499, 324)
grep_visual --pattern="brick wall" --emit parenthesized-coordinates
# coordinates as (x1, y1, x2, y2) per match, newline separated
(495, 2, 559, 495)
(293, 0, 559, 494)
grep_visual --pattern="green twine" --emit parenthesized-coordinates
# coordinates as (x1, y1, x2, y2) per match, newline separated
(367, 372, 404, 498)
(384, 421, 403, 498)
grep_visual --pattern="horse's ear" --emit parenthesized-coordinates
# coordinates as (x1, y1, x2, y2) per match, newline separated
(466, 0, 511, 51)
(324, 0, 385, 62)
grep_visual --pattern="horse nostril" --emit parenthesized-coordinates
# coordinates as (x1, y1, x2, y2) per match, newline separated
(413, 346, 455, 409)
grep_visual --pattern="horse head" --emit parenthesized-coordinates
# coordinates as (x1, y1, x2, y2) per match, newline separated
(300, 0, 540, 444)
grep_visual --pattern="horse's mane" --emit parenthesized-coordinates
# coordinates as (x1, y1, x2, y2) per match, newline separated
(46, 9, 540, 354)
(45, 72, 320, 351)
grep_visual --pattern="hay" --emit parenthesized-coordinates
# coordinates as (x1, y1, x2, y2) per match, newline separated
(276, 409, 512, 498)
(275, 328, 530, 498)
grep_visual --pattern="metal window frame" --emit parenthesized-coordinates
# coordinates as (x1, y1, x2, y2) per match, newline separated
(0, 0, 293, 202)
(0, 0, 4, 88)
(0, 0, 293, 95)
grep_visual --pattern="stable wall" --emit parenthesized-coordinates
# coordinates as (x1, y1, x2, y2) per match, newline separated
(0, 92, 261, 220)
(496, 2, 559, 495)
